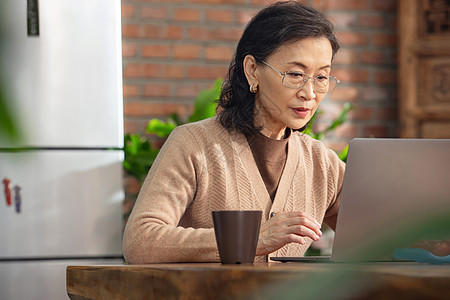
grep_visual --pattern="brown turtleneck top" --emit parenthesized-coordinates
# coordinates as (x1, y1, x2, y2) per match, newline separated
(245, 129, 290, 201)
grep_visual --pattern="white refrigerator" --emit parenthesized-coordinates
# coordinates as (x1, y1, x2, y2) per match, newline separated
(0, 1, 124, 299)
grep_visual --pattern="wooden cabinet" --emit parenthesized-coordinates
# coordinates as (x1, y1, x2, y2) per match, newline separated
(399, 0, 450, 138)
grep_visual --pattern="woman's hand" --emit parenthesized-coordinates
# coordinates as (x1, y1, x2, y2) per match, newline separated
(256, 211, 322, 256)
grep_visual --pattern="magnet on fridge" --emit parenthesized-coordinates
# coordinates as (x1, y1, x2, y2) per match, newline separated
(2, 177, 12, 206)
(14, 185, 22, 213)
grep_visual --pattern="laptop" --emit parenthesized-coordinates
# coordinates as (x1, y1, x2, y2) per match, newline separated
(271, 138, 450, 263)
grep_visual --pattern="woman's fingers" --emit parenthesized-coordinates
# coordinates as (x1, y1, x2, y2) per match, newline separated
(256, 211, 323, 256)
(273, 212, 322, 237)
(290, 224, 321, 241)
(287, 233, 307, 245)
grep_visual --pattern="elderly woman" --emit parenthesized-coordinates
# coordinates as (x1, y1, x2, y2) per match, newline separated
(123, 1, 345, 263)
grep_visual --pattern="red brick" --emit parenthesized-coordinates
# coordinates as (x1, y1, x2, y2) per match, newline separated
(175, 83, 208, 98)
(143, 25, 183, 40)
(173, 8, 202, 22)
(142, 44, 170, 58)
(121, 4, 135, 18)
(336, 32, 368, 46)
(320, 0, 370, 10)
(373, 33, 397, 46)
(333, 49, 357, 65)
(237, 10, 258, 25)
(327, 12, 357, 28)
(124, 64, 184, 80)
(363, 125, 388, 138)
(143, 83, 171, 97)
(123, 63, 161, 78)
(187, 27, 208, 40)
(373, 0, 398, 11)
(187, 65, 229, 79)
(124, 101, 188, 117)
(205, 46, 234, 61)
(315, 103, 343, 120)
(124, 119, 148, 135)
(329, 86, 358, 101)
(357, 15, 386, 28)
(123, 84, 139, 97)
(122, 43, 137, 57)
(312, 122, 328, 133)
(322, 141, 350, 153)
(349, 106, 373, 120)
(141, 7, 169, 20)
(124, 175, 141, 195)
(206, 9, 234, 23)
(173, 44, 202, 60)
(333, 69, 369, 83)
(334, 123, 358, 138)
(188, 27, 243, 41)
(151, 139, 167, 150)
(190, 0, 246, 3)
(374, 69, 396, 84)
(163, 65, 185, 79)
(361, 87, 390, 101)
(135, 0, 183, 2)
(251, 0, 288, 5)
(360, 51, 386, 65)
(122, 24, 139, 38)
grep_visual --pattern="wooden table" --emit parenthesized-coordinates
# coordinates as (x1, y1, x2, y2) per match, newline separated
(66, 262, 450, 299)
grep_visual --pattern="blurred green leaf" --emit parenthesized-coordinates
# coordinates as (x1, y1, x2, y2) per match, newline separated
(169, 113, 183, 126)
(1, 7, 23, 143)
(146, 119, 177, 138)
(338, 145, 349, 162)
(303, 110, 321, 137)
(123, 134, 160, 183)
(305, 103, 353, 162)
(325, 103, 353, 133)
(0, 86, 19, 141)
(188, 78, 222, 123)
(0, 34, 21, 143)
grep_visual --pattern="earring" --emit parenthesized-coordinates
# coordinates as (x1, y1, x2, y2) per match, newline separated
(250, 84, 258, 93)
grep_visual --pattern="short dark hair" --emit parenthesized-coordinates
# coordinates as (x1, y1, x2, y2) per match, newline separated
(217, 1, 340, 134)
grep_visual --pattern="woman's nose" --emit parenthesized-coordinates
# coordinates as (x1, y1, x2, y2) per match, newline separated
(298, 78, 316, 100)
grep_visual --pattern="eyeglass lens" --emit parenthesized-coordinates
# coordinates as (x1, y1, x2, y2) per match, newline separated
(283, 73, 337, 92)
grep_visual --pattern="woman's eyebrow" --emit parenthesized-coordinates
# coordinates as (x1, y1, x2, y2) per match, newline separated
(286, 61, 331, 70)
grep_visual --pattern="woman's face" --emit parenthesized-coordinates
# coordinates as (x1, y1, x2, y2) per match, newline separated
(246, 37, 333, 139)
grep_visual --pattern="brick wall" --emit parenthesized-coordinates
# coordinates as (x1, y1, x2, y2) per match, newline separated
(121, 0, 399, 151)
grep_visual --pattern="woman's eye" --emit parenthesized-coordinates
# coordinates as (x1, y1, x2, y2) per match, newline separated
(316, 76, 329, 82)
(288, 72, 305, 79)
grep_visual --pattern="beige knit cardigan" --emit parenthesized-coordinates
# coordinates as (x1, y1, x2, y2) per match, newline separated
(123, 117, 346, 263)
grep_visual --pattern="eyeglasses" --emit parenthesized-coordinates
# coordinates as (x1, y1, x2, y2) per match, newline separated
(261, 60, 340, 93)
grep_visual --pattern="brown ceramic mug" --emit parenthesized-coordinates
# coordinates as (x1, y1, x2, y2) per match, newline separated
(212, 210, 262, 264)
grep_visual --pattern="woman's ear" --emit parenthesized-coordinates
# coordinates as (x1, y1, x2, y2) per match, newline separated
(243, 54, 259, 87)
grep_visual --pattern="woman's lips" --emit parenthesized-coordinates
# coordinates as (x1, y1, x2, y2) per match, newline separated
(291, 107, 311, 118)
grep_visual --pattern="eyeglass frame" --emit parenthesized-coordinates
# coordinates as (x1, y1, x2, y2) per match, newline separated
(260, 60, 340, 93)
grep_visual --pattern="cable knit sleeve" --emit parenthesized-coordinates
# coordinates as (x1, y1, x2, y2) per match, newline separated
(122, 125, 219, 264)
